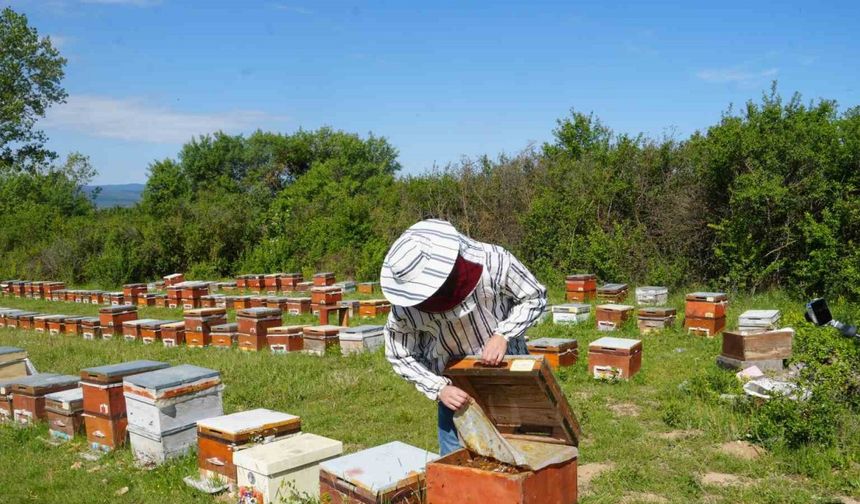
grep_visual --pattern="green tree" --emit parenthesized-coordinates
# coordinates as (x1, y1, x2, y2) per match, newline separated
(0, 7, 67, 172)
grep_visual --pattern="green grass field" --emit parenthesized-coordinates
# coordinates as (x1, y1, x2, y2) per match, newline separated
(0, 290, 858, 503)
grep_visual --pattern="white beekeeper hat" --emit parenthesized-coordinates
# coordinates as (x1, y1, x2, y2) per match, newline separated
(380, 219, 461, 307)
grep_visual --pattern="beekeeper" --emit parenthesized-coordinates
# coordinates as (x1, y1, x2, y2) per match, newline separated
(381, 219, 547, 455)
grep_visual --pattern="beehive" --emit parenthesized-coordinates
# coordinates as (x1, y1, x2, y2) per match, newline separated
(311, 286, 343, 306)
(123, 319, 161, 342)
(526, 338, 578, 369)
(635, 286, 668, 306)
(737, 309, 781, 333)
(45, 387, 84, 441)
(636, 307, 677, 333)
(588, 337, 642, 380)
(80, 317, 102, 340)
(321, 441, 439, 504)
(359, 299, 391, 318)
(426, 356, 580, 504)
(596, 283, 629, 304)
(565, 274, 597, 303)
(235, 433, 343, 504)
(313, 272, 336, 287)
(237, 307, 283, 352)
(11, 373, 79, 425)
(99, 305, 138, 338)
(286, 297, 312, 316)
(267, 325, 307, 354)
(211, 323, 239, 350)
(124, 365, 224, 465)
(160, 321, 186, 347)
(277, 273, 303, 292)
(303, 326, 341, 355)
(594, 304, 635, 331)
(0, 346, 29, 380)
(196, 408, 302, 483)
(551, 303, 590, 325)
(339, 325, 384, 355)
(357, 282, 379, 295)
(718, 328, 794, 371)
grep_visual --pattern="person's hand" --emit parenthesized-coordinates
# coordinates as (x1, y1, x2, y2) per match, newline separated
(481, 333, 507, 366)
(439, 385, 471, 411)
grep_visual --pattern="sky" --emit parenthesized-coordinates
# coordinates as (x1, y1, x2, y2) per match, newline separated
(6, 0, 859, 184)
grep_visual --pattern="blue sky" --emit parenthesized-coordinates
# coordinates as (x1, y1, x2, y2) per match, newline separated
(7, 0, 859, 184)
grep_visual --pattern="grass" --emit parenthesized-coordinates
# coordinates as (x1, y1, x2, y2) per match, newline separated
(0, 289, 858, 503)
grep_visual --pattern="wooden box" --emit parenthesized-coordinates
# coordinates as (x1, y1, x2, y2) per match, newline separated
(198, 295, 217, 308)
(81, 360, 170, 418)
(186, 330, 210, 348)
(137, 293, 160, 307)
(45, 387, 84, 440)
(565, 274, 597, 292)
(236, 308, 283, 351)
(594, 304, 635, 331)
(265, 296, 291, 311)
(303, 325, 341, 355)
(277, 273, 303, 292)
(634, 286, 668, 306)
(0, 347, 29, 379)
(311, 286, 343, 305)
(17, 312, 36, 330)
(721, 328, 793, 363)
(551, 304, 590, 325)
(588, 337, 642, 380)
(80, 317, 102, 340)
(267, 325, 307, 353)
(596, 283, 629, 303)
(33, 314, 54, 333)
(140, 320, 177, 344)
(161, 321, 186, 347)
(313, 272, 336, 287)
(357, 282, 379, 294)
(286, 297, 312, 315)
(245, 275, 265, 292)
(62, 316, 85, 336)
(296, 281, 313, 292)
(84, 412, 129, 451)
(11, 373, 79, 424)
(235, 433, 343, 504)
(359, 299, 392, 318)
(339, 325, 384, 355)
(321, 441, 438, 504)
(123, 319, 160, 342)
(184, 308, 227, 334)
(0, 380, 15, 422)
(99, 305, 138, 337)
(250, 296, 267, 308)
(163, 273, 185, 286)
(526, 338, 578, 369)
(684, 292, 728, 318)
(427, 356, 581, 504)
(211, 323, 239, 350)
(122, 283, 147, 304)
(737, 309, 781, 333)
(236, 275, 249, 290)
(197, 408, 302, 483)
(124, 365, 224, 465)
(107, 292, 125, 305)
(636, 307, 677, 333)
(232, 296, 253, 310)
(45, 315, 67, 335)
(166, 286, 183, 308)
(264, 274, 284, 293)
(684, 316, 726, 337)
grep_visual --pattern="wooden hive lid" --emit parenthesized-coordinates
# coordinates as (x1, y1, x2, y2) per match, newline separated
(566, 273, 596, 281)
(211, 323, 239, 333)
(313, 272, 335, 278)
(304, 325, 342, 337)
(161, 320, 186, 330)
(589, 337, 642, 352)
(527, 337, 578, 351)
(319, 441, 438, 495)
(197, 408, 301, 442)
(184, 307, 227, 317)
(269, 325, 309, 335)
(139, 319, 173, 329)
(99, 304, 137, 314)
(11, 373, 79, 396)
(686, 292, 727, 302)
(81, 360, 170, 383)
(123, 318, 161, 328)
(233, 433, 343, 476)
(638, 306, 677, 317)
(596, 303, 635, 312)
(264, 273, 285, 278)
(598, 283, 629, 292)
(236, 307, 282, 318)
(551, 303, 590, 314)
(359, 299, 390, 306)
(122, 283, 146, 288)
(45, 387, 84, 408)
(310, 286, 342, 293)
(123, 364, 221, 399)
(444, 356, 581, 446)
(79, 317, 101, 325)
(287, 297, 311, 303)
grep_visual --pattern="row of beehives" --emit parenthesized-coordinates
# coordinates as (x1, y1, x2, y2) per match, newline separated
(1, 346, 584, 504)
(0, 276, 386, 315)
(0, 305, 387, 356)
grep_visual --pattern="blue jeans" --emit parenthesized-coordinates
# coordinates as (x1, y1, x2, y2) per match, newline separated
(437, 339, 529, 456)
(437, 402, 461, 456)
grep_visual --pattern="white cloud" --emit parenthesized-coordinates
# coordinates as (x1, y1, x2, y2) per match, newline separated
(44, 95, 286, 144)
(696, 67, 779, 84)
(47, 34, 71, 49)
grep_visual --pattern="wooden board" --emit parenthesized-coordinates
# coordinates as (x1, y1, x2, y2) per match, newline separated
(444, 356, 580, 446)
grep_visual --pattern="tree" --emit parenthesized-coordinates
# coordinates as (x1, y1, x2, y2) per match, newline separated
(0, 7, 67, 173)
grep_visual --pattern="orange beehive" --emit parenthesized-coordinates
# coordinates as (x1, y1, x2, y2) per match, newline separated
(286, 297, 312, 315)
(267, 325, 307, 353)
(594, 304, 635, 331)
(588, 337, 642, 380)
(277, 273, 303, 292)
(313, 272, 336, 287)
(359, 299, 392, 318)
(311, 286, 343, 305)
(526, 338, 578, 369)
(160, 321, 186, 347)
(99, 305, 138, 337)
(211, 323, 239, 350)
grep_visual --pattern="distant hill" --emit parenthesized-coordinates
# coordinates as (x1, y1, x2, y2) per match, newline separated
(85, 183, 145, 208)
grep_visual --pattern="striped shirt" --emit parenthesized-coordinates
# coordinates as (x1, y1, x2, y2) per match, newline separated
(384, 234, 548, 400)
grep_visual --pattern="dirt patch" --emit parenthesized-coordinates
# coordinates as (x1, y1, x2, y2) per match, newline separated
(654, 429, 702, 440)
(620, 492, 669, 503)
(700, 472, 751, 487)
(608, 402, 641, 417)
(836, 497, 860, 504)
(718, 441, 763, 460)
(579, 462, 615, 494)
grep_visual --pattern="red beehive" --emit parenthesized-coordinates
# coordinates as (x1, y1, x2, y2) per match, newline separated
(313, 272, 336, 287)
(249, 296, 267, 308)
(232, 296, 252, 310)
(303, 325, 341, 355)
(11, 374, 79, 425)
(181, 281, 210, 309)
(122, 283, 147, 304)
(359, 299, 391, 318)
(684, 292, 728, 337)
(160, 321, 186, 347)
(163, 273, 185, 286)
(264, 273, 284, 294)
(107, 292, 125, 306)
(296, 281, 313, 292)
(265, 296, 291, 311)
(286, 297, 311, 316)
(247, 274, 266, 292)
(588, 337, 642, 380)
(357, 282, 379, 295)
(526, 338, 578, 369)
(594, 304, 635, 331)
(211, 323, 239, 350)
(140, 320, 178, 344)
(137, 293, 160, 307)
(311, 286, 343, 305)
(62, 316, 86, 336)
(80, 317, 102, 340)
(166, 286, 183, 308)
(267, 325, 307, 353)
(44, 315, 67, 335)
(235, 275, 249, 290)
(277, 273, 303, 292)
(426, 356, 581, 504)
(237, 307, 282, 352)
(637, 307, 677, 334)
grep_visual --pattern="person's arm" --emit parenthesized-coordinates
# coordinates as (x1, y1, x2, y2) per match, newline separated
(384, 310, 451, 401)
(494, 250, 548, 341)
